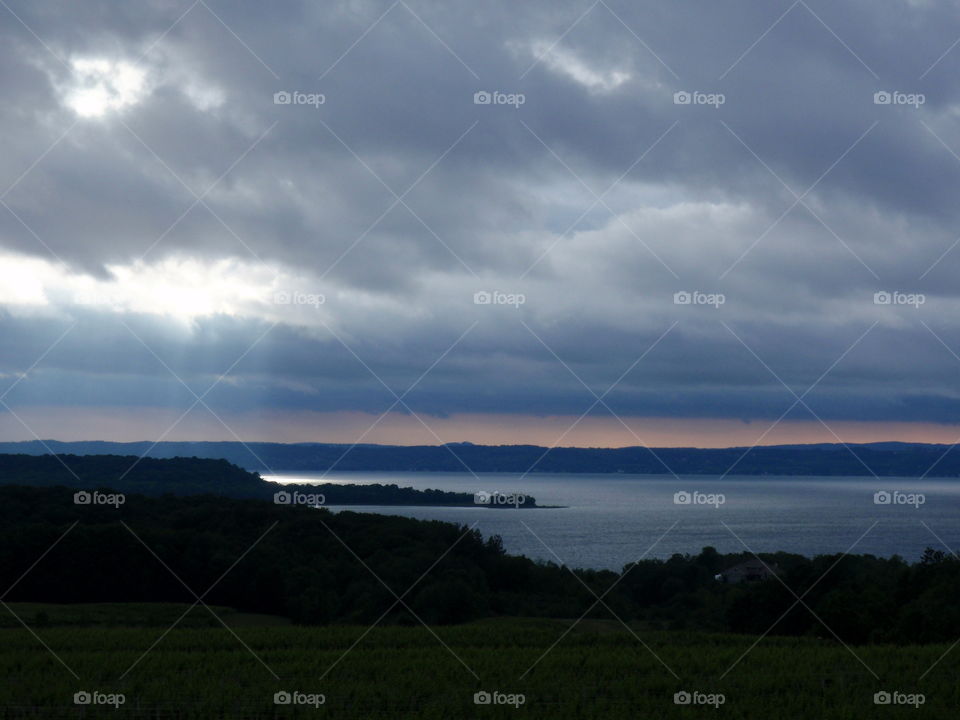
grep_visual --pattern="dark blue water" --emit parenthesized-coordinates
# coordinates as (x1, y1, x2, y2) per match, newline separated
(264, 472, 960, 571)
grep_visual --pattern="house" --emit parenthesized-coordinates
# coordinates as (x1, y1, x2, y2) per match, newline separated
(715, 559, 779, 583)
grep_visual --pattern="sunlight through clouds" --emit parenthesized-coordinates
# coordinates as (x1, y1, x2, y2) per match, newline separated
(62, 57, 149, 118)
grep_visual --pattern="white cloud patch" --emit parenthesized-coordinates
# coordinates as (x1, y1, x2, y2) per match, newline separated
(62, 57, 150, 118)
(1, 253, 273, 321)
(531, 41, 631, 92)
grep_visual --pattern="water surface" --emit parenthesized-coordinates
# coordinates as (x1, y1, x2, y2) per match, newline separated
(263, 472, 960, 570)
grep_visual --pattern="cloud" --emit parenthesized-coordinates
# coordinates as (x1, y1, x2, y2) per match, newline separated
(2, 0, 960, 442)
(529, 42, 633, 92)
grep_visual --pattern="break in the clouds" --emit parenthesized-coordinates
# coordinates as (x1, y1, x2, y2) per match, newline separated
(2, 0, 960, 445)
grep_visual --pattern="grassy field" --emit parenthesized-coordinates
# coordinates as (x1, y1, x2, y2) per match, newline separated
(0, 605, 954, 718)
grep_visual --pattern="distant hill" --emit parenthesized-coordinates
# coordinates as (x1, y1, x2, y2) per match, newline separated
(0, 440, 958, 477)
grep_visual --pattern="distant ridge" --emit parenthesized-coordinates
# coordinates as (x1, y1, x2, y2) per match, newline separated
(0, 440, 957, 477)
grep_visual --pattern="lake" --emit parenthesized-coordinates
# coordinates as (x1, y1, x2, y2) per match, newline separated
(263, 472, 960, 571)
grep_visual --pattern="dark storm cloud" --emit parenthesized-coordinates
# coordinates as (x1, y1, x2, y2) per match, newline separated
(2, 0, 960, 429)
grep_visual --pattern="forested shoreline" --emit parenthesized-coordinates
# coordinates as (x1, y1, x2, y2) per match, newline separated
(0, 484, 957, 643)
(0, 453, 540, 507)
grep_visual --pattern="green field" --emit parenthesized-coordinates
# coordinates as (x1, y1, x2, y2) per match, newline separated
(0, 604, 954, 718)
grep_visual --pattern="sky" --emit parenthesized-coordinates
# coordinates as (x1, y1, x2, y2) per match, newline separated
(2, 0, 960, 449)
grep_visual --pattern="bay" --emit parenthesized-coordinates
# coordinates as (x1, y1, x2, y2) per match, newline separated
(263, 472, 960, 571)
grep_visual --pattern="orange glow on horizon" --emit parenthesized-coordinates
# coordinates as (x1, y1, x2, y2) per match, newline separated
(2, 407, 960, 449)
